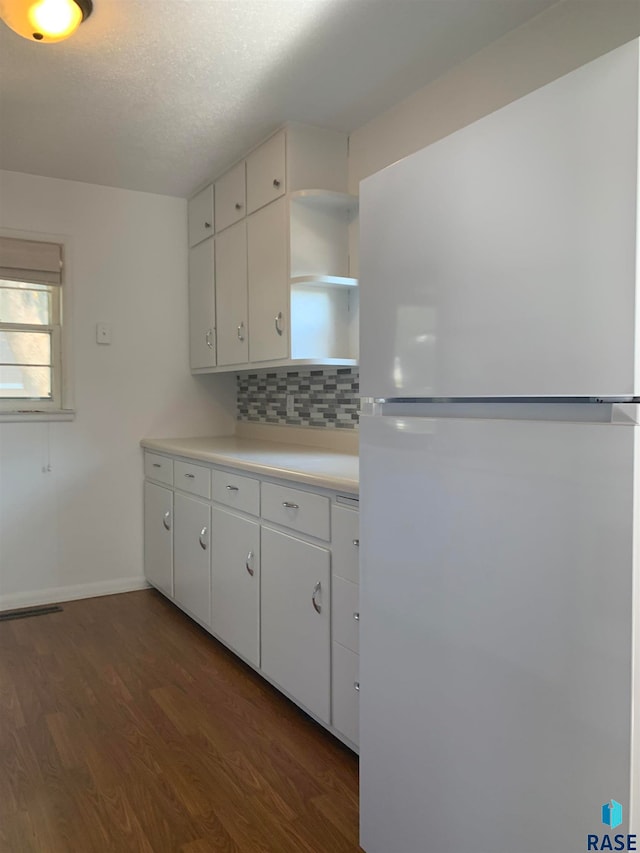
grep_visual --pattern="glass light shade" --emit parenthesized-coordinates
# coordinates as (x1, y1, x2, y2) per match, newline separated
(0, 0, 89, 43)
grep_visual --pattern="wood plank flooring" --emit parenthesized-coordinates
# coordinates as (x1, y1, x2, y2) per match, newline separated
(0, 590, 361, 852)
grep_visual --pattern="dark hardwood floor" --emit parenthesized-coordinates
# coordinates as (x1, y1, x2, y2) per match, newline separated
(0, 590, 360, 852)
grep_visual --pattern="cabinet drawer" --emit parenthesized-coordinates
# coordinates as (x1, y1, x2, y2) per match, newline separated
(174, 460, 211, 499)
(246, 130, 286, 214)
(332, 642, 359, 747)
(144, 452, 173, 486)
(331, 504, 359, 583)
(215, 162, 246, 232)
(212, 469, 260, 516)
(332, 576, 359, 654)
(188, 184, 214, 246)
(262, 483, 330, 541)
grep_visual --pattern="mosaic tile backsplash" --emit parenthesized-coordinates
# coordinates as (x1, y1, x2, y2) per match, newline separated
(237, 368, 360, 429)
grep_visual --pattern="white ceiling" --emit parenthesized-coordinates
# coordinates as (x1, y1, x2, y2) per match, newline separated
(0, 0, 558, 197)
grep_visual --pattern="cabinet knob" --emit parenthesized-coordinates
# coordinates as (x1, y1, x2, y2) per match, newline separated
(312, 581, 322, 614)
(353, 612, 360, 622)
(246, 550, 255, 577)
(235, 202, 243, 210)
(273, 178, 281, 188)
(353, 538, 360, 547)
(204, 221, 212, 229)
(354, 681, 360, 692)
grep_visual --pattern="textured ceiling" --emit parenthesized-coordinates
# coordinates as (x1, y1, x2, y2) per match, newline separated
(0, 0, 558, 197)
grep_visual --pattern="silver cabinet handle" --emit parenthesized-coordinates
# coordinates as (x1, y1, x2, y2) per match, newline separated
(152, 463, 162, 468)
(199, 527, 208, 550)
(226, 485, 239, 492)
(353, 612, 360, 622)
(237, 321, 245, 342)
(354, 681, 360, 692)
(162, 511, 171, 531)
(206, 328, 214, 349)
(273, 178, 281, 188)
(312, 581, 322, 614)
(204, 221, 212, 229)
(235, 202, 243, 210)
(274, 312, 284, 336)
(353, 539, 360, 547)
(246, 550, 255, 577)
(282, 501, 299, 510)
(184, 473, 195, 479)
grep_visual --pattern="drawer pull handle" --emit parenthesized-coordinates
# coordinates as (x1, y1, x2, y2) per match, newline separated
(353, 539, 360, 547)
(354, 681, 360, 692)
(206, 328, 214, 349)
(312, 581, 322, 614)
(246, 550, 255, 577)
(353, 612, 360, 622)
(185, 473, 196, 479)
(199, 527, 208, 550)
(274, 312, 284, 336)
(162, 511, 171, 531)
(226, 485, 239, 492)
(282, 501, 299, 510)
(237, 321, 245, 342)
(152, 463, 162, 468)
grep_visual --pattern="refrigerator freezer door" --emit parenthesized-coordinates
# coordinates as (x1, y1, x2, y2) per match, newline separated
(359, 40, 639, 399)
(359, 413, 636, 853)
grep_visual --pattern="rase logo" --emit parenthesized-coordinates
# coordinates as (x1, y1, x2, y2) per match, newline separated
(587, 800, 636, 851)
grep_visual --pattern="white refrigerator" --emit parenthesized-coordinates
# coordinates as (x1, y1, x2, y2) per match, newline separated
(359, 38, 640, 853)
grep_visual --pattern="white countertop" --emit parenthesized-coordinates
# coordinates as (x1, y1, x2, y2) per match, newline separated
(141, 435, 359, 493)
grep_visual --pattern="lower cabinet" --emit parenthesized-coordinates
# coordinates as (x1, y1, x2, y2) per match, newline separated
(144, 481, 173, 598)
(261, 526, 331, 723)
(332, 642, 360, 747)
(211, 507, 260, 667)
(174, 492, 211, 627)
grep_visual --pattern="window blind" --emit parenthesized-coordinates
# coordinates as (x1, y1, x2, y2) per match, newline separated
(0, 237, 62, 285)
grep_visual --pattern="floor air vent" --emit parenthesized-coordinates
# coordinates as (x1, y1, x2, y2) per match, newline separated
(0, 604, 63, 622)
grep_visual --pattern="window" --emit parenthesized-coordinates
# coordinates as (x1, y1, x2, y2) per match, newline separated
(0, 237, 63, 412)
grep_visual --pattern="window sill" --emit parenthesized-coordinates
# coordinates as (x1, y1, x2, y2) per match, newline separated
(0, 410, 76, 423)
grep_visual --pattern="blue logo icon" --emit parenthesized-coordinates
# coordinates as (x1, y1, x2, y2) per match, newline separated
(602, 800, 623, 830)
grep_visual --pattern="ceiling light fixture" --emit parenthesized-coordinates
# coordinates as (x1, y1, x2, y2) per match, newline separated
(0, 0, 92, 43)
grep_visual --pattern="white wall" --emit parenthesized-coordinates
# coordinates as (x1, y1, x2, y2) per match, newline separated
(349, 0, 640, 194)
(0, 170, 235, 609)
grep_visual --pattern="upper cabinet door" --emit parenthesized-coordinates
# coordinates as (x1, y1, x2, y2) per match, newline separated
(246, 131, 286, 215)
(216, 221, 249, 366)
(188, 184, 214, 247)
(189, 239, 216, 369)
(215, 162, 246, 233)
(359, 41, 639, 399)
(247, 198, 288, 363)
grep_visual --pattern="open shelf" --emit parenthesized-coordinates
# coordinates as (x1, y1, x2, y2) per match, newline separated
(290, 275, 358, 289)
(290, 189, 359, 214)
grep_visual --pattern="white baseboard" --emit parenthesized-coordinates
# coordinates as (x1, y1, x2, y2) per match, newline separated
(0, 576, 150, 612)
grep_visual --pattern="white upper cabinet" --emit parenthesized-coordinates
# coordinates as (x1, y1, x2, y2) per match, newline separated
(188, 184, 214, 247)
(188, 239, 216, 369)
(246, 129, 286, 214)
(188, 122, 358, 373)
(215, 220, 249, 366)
(247, 198, 289, 363)
(214, 162, 246, 233)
